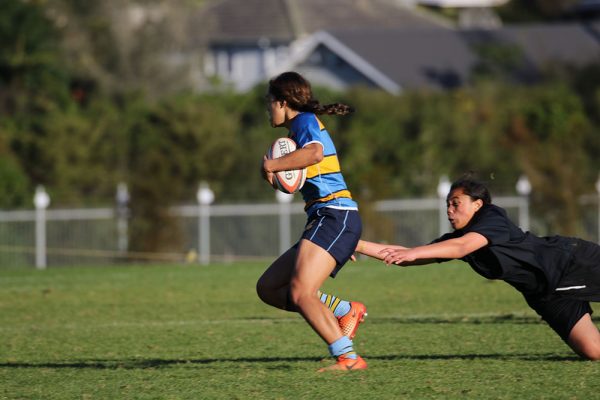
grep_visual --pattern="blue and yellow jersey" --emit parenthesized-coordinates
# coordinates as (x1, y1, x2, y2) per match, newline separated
(289, 112, 358, 215)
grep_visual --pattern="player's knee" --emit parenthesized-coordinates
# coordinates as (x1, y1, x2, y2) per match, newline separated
(255, 278, 270, 304)
(567, 313, 600, 360)
(581, 344, 600, 361)
(572, 339, 600, 361)
(587, 353, 600, 361)
(288, 285, 316, 309)
(287, 287, 301, 307)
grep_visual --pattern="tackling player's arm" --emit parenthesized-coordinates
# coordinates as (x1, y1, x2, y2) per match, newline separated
(356, 240, 439, 266)
(356, 232, 488, 266)
(263, 143, 322, 173)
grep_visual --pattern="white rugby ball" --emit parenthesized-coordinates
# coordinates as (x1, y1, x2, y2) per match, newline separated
(267, 137, 307, 194)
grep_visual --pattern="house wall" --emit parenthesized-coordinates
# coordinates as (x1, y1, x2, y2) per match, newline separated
(294, 44, 379, 91)
(204, 44, 291, 91)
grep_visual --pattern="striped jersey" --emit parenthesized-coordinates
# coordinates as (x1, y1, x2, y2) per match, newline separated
(288, 112, 358, 215)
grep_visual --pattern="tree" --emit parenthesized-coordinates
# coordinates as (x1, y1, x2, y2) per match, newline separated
(126, 93, 242, 253)
(0, 0, 70, 115)
(503, 83, 592, 235)
(0, 128, 29, 208)
(50, 0, 203, 98)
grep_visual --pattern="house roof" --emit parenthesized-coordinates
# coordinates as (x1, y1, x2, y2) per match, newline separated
(199, 0, 295, 44)
(290, 0, 451, 33)
(282, 22, 600, 93)
(199, 0, 451, 45)
(464, 22, 600, 68)
(330, 28, 475, 92)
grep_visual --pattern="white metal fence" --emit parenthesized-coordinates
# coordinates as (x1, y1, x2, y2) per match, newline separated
(1, 179, 599, 268)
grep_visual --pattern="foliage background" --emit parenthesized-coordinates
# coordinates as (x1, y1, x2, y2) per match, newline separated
(1, 0, 599, 252)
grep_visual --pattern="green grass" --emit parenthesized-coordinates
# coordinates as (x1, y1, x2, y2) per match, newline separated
(1, 260, 599, 399)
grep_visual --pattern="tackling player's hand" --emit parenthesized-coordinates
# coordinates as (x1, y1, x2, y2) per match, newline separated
(378, 247, 416, 266)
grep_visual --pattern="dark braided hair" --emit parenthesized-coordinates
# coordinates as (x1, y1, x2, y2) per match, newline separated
(449, 173, 492, 205)
(268, 71, 354, 116)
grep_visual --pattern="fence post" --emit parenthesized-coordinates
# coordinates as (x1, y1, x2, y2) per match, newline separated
(116, 182, 130, 254)
(34, 186, 50, 269)
(437, 176, 451, 236)
(276, 190, 294, 254)
(516, 175, 531, 232)
(197, 182, 214, 265)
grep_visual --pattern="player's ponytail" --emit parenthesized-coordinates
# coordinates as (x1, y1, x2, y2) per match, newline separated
(268, 71, 354, 116)
(308, 101, 354, 116)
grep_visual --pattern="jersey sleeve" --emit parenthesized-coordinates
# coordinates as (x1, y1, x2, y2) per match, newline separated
(463, 206, 510, 245)
(430, 232, 457, 244)
(293, 114, 324, 149)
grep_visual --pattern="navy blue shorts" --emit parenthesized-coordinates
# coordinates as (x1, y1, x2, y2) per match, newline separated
(294, 207, 362, 278)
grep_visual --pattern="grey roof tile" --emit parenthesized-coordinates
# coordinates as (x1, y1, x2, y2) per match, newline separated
(200, 0, 448, 43)
(325, 23, 600, 90)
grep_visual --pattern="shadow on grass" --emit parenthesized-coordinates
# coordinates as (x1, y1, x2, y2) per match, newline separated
(242, 314, 546, 325)
(370, 315, 543, 325)
(0, 353, 582, 370)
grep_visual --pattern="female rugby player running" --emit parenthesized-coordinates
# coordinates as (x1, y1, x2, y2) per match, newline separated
(357, 176, 600, 359)
(256, 72, 367, 371)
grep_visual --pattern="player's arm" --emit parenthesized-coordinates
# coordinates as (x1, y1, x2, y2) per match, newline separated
(356, 240, 436, 266)
(261, 155, 278, 188)
(356, 232, 488, 266)
(263, 143, 322, 173)
(379, 232, 488, 266)
(356, 240, 408, 259)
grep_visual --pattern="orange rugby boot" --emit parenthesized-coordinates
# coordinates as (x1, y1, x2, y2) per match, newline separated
(318, 354, 368, 372)
(337, 301, 367, 340)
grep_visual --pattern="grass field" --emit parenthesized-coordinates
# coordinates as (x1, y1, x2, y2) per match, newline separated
(1, 260, 600, 399)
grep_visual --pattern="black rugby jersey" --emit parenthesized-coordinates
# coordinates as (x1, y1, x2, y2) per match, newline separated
(433, 204, 577, 296)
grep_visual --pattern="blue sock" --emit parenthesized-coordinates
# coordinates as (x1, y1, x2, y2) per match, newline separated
(328, 336, 357, 359)
(318, 291, 351, 318)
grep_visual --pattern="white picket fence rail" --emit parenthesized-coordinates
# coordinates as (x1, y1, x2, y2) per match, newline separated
(0, 176, 598, 268)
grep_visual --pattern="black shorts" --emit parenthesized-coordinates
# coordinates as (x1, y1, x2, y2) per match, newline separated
(524, 239, 600, 342)
(294, 207, 362, 278)
(524, 293, 593, 342)
(553, 239, 600, 302)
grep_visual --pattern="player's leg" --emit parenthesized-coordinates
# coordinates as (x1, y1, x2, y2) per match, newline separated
(526, 294, 600, 360)
(256, 246, 366, 335)
(258, 208, 366, 370)
(256, 246, 296, 310)
(567, 313, 600, 360)
(317, 291, 351, 317)
(290, 239, 366, 371)
(292, 240, 366, 369)
(553, 240, 600, 359)
(289, 239, 342, 343)
(318, 291, 367, 340)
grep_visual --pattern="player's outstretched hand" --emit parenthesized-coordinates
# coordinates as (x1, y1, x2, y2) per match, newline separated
(378, 247, 416, 266)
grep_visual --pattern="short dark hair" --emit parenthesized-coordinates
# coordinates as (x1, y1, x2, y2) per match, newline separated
(449, 175, 492, 205)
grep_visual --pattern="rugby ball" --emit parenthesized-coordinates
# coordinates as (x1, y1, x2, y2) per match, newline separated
(267, 137, 307, 194)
